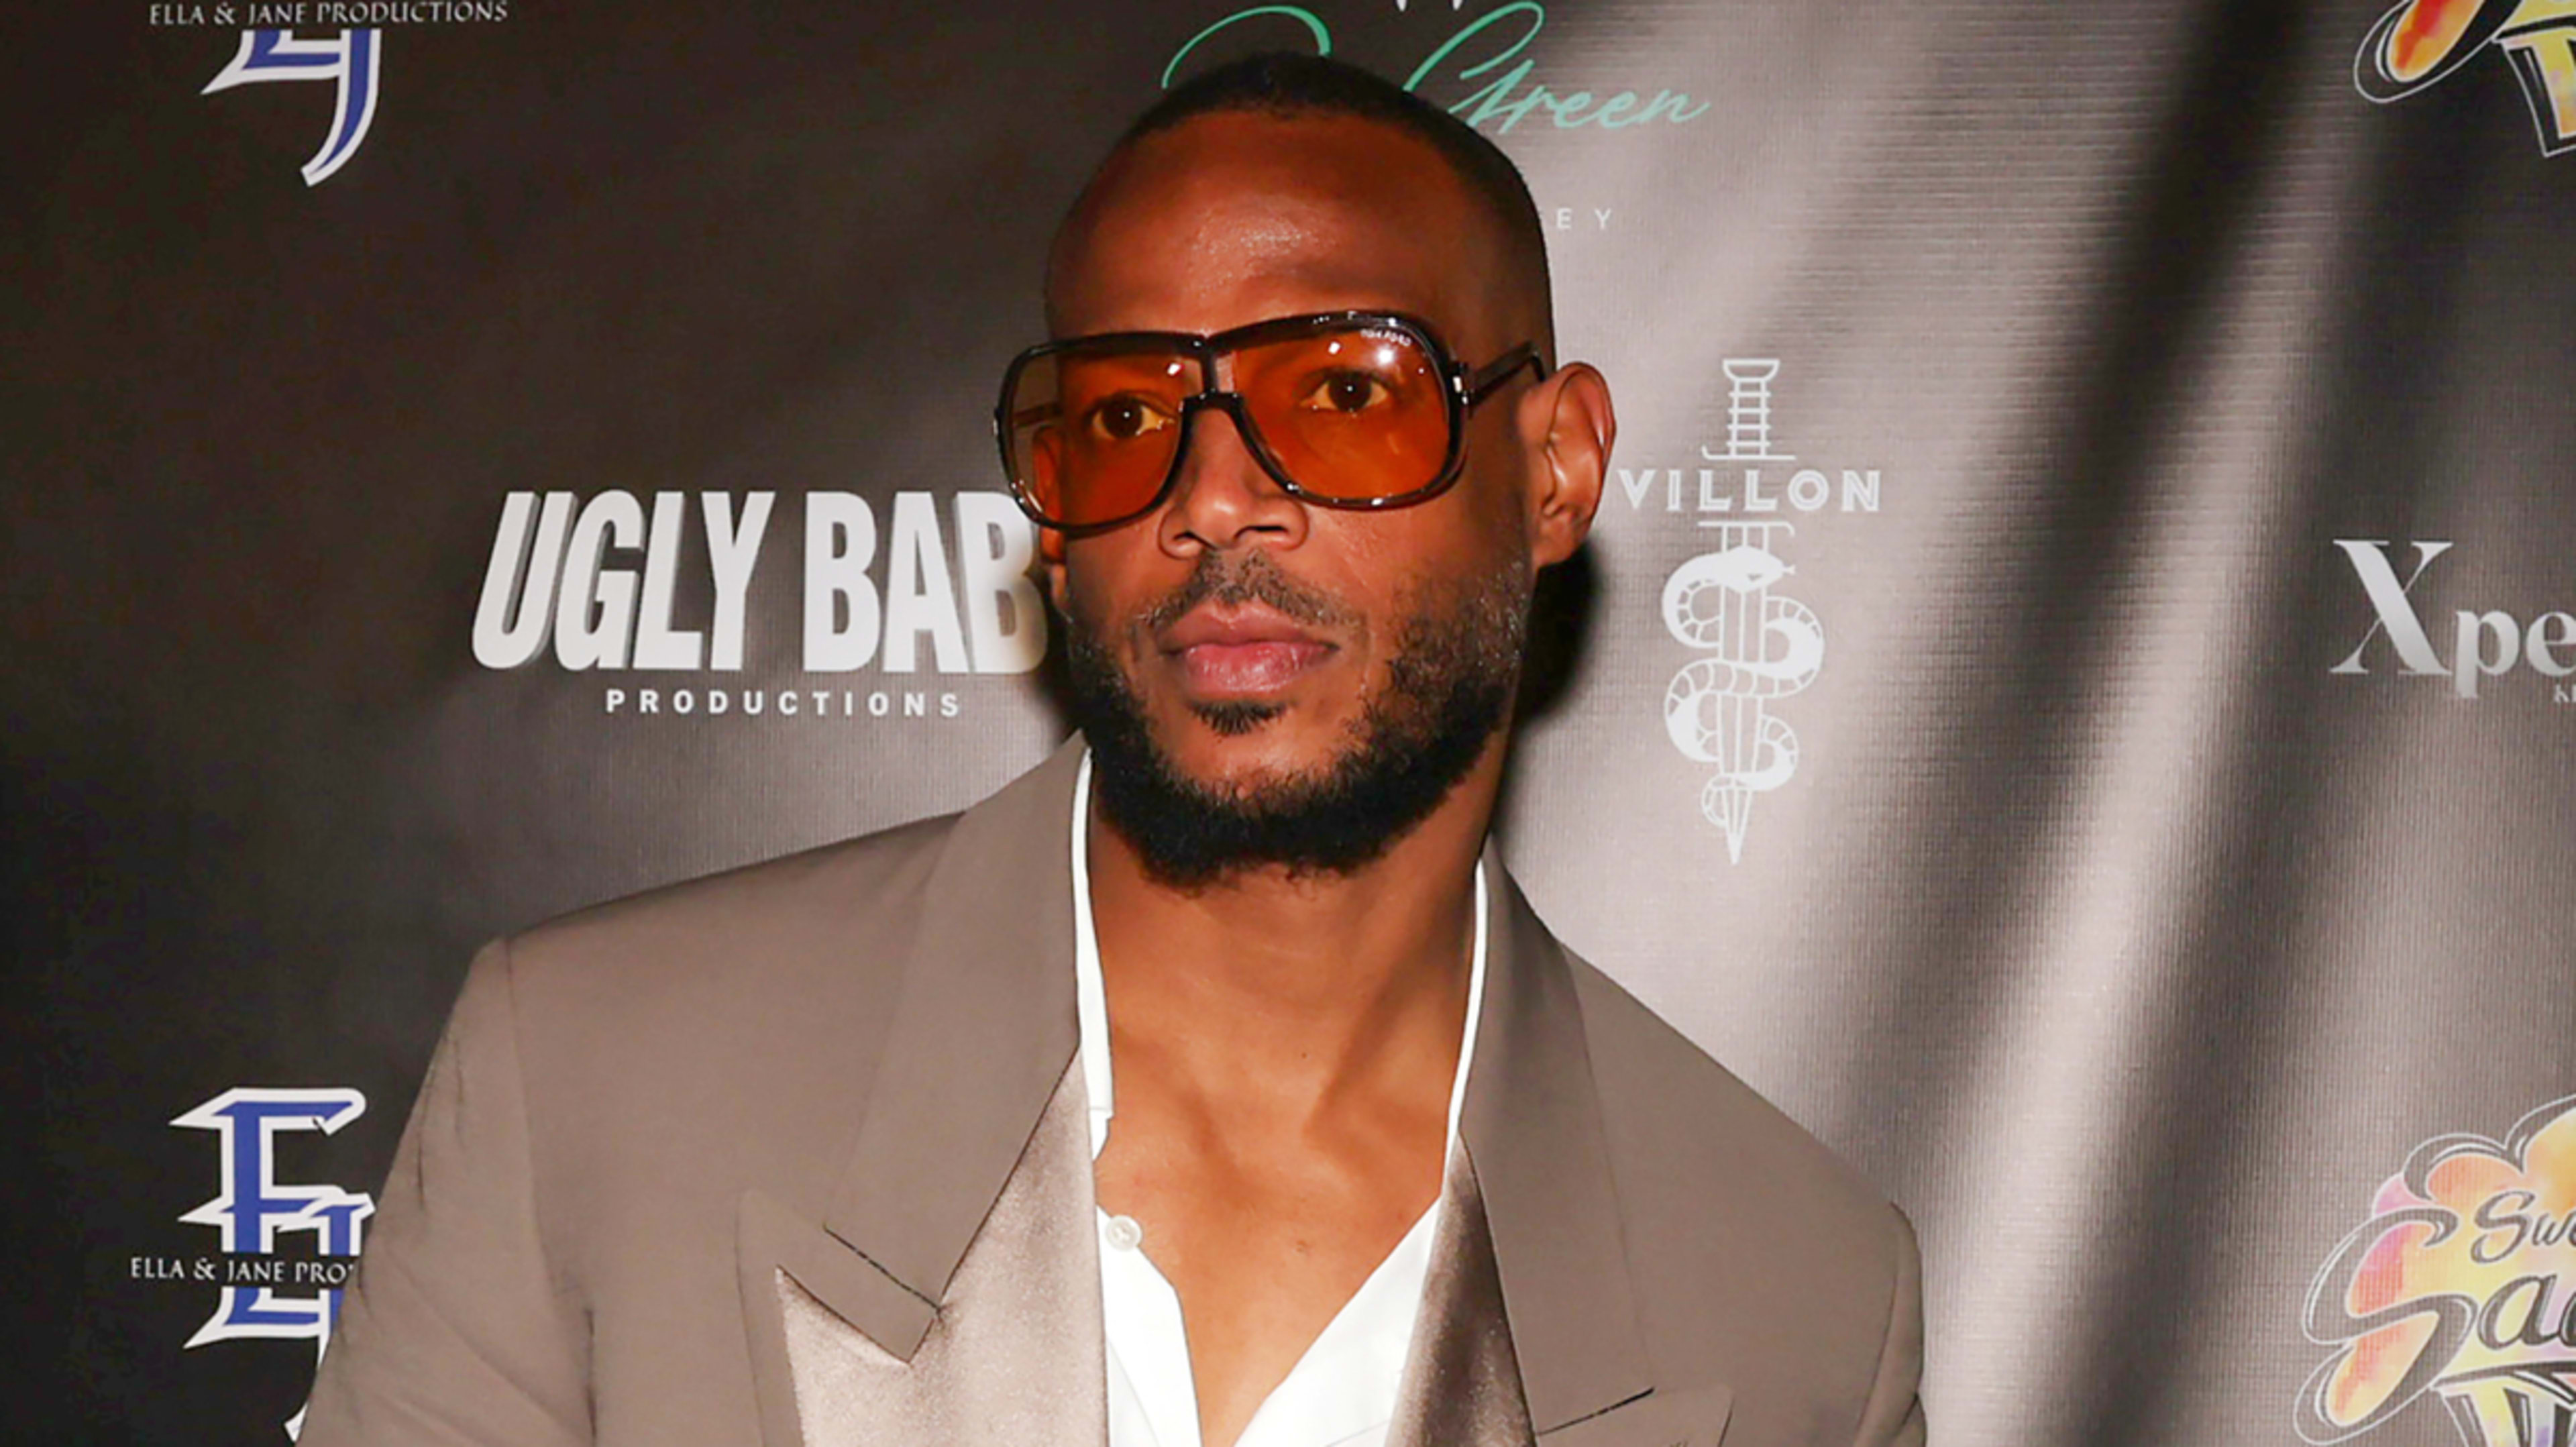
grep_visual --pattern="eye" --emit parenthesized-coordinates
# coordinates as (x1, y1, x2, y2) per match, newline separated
(1084, 395, 1175, 442)
(1303, 370, 1392, 415)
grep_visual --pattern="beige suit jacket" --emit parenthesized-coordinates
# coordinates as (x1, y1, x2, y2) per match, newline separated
(301, 741, 1924, 1447)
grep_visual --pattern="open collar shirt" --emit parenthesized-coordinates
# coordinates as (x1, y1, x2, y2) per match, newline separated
(1068, 753, 1489, 1447)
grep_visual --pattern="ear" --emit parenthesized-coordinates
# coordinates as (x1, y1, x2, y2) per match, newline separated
(1516, 361, 1613, 569)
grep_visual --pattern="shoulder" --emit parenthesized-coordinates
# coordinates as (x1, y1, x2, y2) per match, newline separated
(1558, 943, 1918, 1437)
(511, 809, 956, 989)
(492, 808, 961, 1042)
(1564, 950, 1901, 1258)
(455, 806, 972, 1204)
(426, 808, 976, 1266)
(440, 741, 1083, 1189)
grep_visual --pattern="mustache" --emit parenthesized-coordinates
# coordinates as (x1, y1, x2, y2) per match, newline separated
(1143, 551, 1356, 635)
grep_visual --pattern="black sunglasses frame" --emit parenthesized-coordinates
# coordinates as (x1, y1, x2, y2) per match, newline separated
(994, 310, 1543, 537)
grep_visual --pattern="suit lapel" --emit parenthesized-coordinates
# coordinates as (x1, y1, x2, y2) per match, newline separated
(745, 1064, 1107, 1447)
(739, 1187, 931, 1443)
(733, 739, 1088, 1444)
(1464, 854, 1681, 1442)
(1389, 1146, 1536, 1447)
(816, 740, 1088, 1353)
(1538, 1387, 1735, 1447)
(1401, 1138, 1741, 1442)
(1389, 1144, 1734, 1447)
(730, 746, 1706, 1444)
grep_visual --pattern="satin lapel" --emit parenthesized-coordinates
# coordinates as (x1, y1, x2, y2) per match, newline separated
(739, 1065, 1107, 1447)
(1389, 1153, 1726, 1446)
(737, 1187, 927, 1446)
(814, 738, 1087, 1359)
(1462, 852, 1658, 1437)
(1389, 1146, 1536, 1447)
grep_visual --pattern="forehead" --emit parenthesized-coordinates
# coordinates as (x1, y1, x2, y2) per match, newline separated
(1047, 111, 1503, 349)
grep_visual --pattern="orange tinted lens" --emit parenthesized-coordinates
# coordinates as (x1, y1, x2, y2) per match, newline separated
(1008, 350, 1192, 527)
(1234, 326, 1447, 501)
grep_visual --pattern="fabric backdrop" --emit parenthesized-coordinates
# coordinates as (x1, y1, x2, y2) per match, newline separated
(11, 2, 2575, 1444)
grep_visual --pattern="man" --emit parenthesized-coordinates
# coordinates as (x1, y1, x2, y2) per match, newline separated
(302, 53, 1923, 1447)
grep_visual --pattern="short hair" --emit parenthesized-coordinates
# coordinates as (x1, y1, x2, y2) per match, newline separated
(1053, 52, 1556, 357)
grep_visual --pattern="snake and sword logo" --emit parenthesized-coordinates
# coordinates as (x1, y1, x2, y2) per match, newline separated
(1655, 360, 1835, 863)
(1661, 520, 1822, 862)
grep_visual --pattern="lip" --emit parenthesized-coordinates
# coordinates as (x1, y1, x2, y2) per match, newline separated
(1156, 604, 1336, 696)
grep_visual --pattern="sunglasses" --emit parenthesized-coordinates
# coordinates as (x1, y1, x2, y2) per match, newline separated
(994, 311, 1542, 535)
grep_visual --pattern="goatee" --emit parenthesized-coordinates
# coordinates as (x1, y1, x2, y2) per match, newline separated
(1063, 551, 1527, 888)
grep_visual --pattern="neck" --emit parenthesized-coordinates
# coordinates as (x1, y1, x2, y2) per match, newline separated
(1083, 736, 1505, 1118)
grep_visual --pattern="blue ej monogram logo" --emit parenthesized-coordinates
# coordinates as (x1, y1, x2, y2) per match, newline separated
(202, 29, 382, 184)
(172, 1085, 375, 1438)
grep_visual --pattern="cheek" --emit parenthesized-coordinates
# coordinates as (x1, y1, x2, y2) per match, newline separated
(1054, 537, 1159, 640)
(1416, 468, 1534, 580)
(1053, 566, 1109, 641)
(1442, 409, 1536, 525)
(1319, 510, 1517, 643)
(1039, 543, 1069, 615)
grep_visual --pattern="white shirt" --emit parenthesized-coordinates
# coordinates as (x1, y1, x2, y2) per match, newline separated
(1069, 754, 1488, 1447)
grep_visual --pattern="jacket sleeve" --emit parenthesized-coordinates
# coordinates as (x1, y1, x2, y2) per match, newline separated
(1850, 1205, 1927, 1447)
(299, 941, 592, 1446)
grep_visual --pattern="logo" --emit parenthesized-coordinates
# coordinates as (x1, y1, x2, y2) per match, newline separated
(157, 5, 513, 184)
(1661, 520, 1821, 861)
(1625, 360, 1884, 861)
(2299, 1094, 2576, 1445)
(471, 490, 1048, 720)
(2355, 0, 2576, 156)
(1167, 2, 1707, 135)
(2331, 540, 2576, 699)
(200, 28, 380, 184)
(169, 1087, 375, 1440)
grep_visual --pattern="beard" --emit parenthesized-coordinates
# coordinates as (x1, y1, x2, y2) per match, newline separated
(1062, 549, 1529, 889)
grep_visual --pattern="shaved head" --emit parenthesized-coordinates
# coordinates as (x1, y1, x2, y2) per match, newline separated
(1046, 52, 1554, 362)
(1022, 52, 1615, 884)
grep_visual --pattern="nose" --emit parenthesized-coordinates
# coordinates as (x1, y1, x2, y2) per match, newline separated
(1154, 402, 1309, 559)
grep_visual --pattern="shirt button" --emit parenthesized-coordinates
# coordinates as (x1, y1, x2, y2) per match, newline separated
(1104, 1214, 1144, 1252)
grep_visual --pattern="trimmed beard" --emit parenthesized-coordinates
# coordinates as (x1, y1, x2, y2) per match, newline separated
(1063, 550, 1529, 889)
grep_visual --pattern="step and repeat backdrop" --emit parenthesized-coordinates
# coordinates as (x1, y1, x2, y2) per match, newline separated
(10, 1, 2575, 1442)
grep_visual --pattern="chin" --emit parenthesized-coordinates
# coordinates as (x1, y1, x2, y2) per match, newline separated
(1158, 699, 1341, 795)
(1059, 553, 1525, 886)
(1185, 697, 1286, 739)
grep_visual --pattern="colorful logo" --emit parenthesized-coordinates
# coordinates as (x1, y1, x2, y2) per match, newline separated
(2356, 0, 2576, 156)
(2299, 1094, 2576, 1445)
(203, 29, 382, 185)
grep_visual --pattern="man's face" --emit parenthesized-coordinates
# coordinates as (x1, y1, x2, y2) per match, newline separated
(1042, 111, 1557, 880)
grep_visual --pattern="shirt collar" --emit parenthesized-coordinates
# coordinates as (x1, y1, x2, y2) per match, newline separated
(1070, 750, 1487, 1163)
